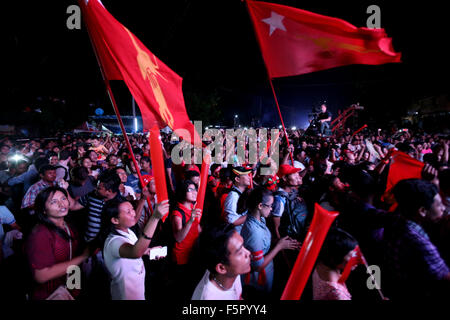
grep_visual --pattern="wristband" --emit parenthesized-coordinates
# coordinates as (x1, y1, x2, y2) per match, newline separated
(142, 233, 152, 241)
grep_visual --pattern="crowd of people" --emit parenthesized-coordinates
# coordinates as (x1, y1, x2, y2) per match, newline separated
(0, 125, 449, 300)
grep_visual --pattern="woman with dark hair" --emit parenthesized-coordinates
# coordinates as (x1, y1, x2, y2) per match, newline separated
(170, 180, 202, 266)
(80, 156, 99, 179)
(25, 186, 92, 300)
(312, 228, 358, 300)
(168, 180, 202, 299)
(101, 197, 169, 300)
(241, 187, 300, 296)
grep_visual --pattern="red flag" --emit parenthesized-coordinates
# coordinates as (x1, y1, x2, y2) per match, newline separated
(281, 203, 339, 300)
(194, 151, 211, 222)
(149, 126, 169, 221)
(80, 0, 200, 145)
(338, 245, 365, 283)
(246, 0, 401, 78)
(385, 150, 424, 196)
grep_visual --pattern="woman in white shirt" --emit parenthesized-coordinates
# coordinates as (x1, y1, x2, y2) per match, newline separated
(101, 196, 169, 300)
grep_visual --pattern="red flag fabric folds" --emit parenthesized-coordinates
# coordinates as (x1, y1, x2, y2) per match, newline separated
(338, 245, 366, 283)
(385, 150, 425, 196)
(80, 0, 200, 144)
(246, 0, 401, 78)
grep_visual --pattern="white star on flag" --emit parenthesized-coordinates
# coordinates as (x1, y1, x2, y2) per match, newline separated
(262, 11, 286, 36)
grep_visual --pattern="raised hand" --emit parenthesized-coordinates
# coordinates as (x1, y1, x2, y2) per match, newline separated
(153, 200, 170, 220)
(189, 208, 202, 223)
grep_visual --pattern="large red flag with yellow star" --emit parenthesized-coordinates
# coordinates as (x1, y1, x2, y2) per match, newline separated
(246, 0, 401, 78)
(80, 0, 200, 144)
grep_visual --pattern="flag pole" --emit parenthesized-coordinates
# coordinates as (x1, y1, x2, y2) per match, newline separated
(268, 79, 295, 165)
(82, 13, 154, 213)
(244, 0, 294, 165)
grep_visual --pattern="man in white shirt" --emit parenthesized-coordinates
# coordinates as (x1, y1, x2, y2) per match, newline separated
(192, 224, 251, 300)
(223, 167, 252, 233)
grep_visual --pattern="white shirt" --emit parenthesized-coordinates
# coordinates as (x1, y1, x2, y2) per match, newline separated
(103, 229, 146, 300)
(223, 187, 247, 234)
(191, 270, 242, 300)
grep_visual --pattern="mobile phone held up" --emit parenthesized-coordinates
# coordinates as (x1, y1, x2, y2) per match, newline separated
(150, 246, 167, 260)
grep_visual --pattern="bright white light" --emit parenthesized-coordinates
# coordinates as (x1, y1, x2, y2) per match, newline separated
(10, 154, 25, 162)
(134, 117, 138, 132)
(205, 127, 209, 130)
(235, 115, 238, 118)
(244, 127, 248, 130)
(278, 125, 282, 129)
(291, 126, 297, 130)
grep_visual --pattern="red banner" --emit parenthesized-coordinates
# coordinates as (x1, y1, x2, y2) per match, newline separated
(194, 151, 211, 222)
(281, 203, 339, 300)
(385, 150, 424, 196)
(80, 0, 200, 144)
(149, 126, 169, 221)
(246, 0, 401, 78)
(338, 245, 365, 283)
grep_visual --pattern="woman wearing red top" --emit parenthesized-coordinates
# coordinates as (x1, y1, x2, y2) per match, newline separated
(170, 180, 202, 299)
(26, 186, 92, 300)
(171, 180, 202, 265)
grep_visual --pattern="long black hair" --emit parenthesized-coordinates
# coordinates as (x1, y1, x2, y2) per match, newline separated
(34, 186, 72, 241)
(97, 197, 128, 247)
(172, 179, 196, 208)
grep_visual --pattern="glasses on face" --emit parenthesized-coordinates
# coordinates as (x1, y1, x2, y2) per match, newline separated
(187, 187, 197, 193)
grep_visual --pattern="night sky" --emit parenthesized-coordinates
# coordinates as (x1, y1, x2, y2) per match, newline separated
(4, 0, 449, 131)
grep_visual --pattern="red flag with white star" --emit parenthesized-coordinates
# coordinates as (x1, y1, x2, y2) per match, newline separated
(246, 0, 401, 78)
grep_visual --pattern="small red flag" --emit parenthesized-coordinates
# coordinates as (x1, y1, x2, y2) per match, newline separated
(246, 0, 401, 78)
(385, 151, 424, 196)
(338, 245, 366, 283)
(80, 0, 200, 145)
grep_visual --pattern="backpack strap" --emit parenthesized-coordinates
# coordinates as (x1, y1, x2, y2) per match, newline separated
(173, 206, 187, 227)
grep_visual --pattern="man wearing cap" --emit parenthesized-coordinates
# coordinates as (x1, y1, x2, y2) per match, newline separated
(21, 164, 58, 215)
(223, 166, 253, 234)
(270, 164, 309, 241)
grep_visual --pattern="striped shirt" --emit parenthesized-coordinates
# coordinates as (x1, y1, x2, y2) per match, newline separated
(383, 216, 450, 298)
(79, 193, 125, 243)
(79, 193, 105, 242)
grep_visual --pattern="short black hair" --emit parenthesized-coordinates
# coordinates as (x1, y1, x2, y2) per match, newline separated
(317, 227, 358, 270)
(140, 156, 150, 163)
(106, 154, 118, 162)
(393, 179, 439, 218)
(47, 151, 58, 159)
(185, 170, 200, 181)
(39, 164, 57, 175)
(98, 169, 121, 193)
(175, 180, 197, 203)
(246, 187, 273, 212)
(59, 149, 71, 161)
(199, 223, 237, 274)
(72, 166, 89, 182)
